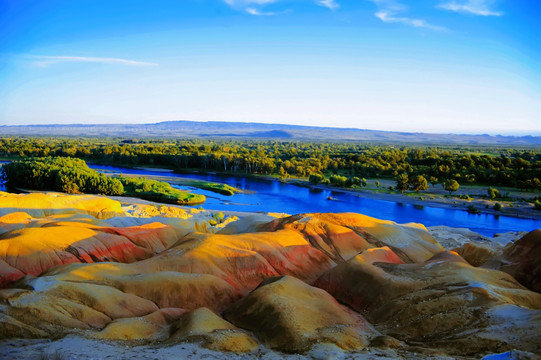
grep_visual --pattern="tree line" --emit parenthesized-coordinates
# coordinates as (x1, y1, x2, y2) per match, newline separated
(1, 137, 540, 191)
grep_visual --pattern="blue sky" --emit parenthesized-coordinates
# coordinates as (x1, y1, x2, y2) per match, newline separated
(0, 0, 540, 134)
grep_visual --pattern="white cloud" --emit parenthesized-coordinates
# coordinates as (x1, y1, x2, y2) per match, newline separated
(224, 0, 338, 15)
(245, 7, 279, 15)
(224, 0, 277, 11)
(318, 0, 339, 10)
(30, 55, 157, 68)
(375, 10, 446, 31)
(368, 0, 446, 31)
(224, 0, 276, 6)
(438, 0, 503, 16)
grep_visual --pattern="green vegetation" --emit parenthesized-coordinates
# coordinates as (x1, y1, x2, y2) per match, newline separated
(488, 187, 501, 199)
(0, 157, 205, 205)
(185, 181, 239, 196)
(396, 173, 409, 193)
(1, 157, 124, 195)
(494, 202, 502, 211)
(534, 200, 541, 211)
(329, 174, 348, 187)
(467, 205, 480, 214)
(208, 211, 225, 226)
(309, 173, 325, 184)
(444, 179, 460, 194)
(410, 175, 429, 191)
(119, 176, 205, 204)
(1, 137, 540, 191)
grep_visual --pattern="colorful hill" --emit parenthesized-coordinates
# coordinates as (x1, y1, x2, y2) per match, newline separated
(0, 192, 540, 358)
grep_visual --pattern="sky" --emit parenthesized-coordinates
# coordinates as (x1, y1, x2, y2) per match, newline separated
(0, 0, 540, 135)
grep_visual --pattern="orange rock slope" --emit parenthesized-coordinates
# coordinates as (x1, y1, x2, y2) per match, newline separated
(0, 192, 540, 357)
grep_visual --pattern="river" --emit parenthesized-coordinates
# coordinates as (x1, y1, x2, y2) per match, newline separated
(1, 161, 539, 236)
(88, 164, 541, 236)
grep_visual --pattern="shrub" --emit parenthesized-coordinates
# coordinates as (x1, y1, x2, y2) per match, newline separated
(444, 180, 460, 194)
(467, 205, 480, 214)
(329, 174, 348, 187)
(118, 176, 205, 205)
(488, 187, 501, 199)
(493, 202, 502, 211)
(308, 173, 325, 184)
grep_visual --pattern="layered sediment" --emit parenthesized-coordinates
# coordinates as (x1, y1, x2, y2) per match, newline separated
(0, 192, 539, 358)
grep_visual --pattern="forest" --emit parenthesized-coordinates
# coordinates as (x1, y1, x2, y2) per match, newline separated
(0, 136, 540, 192)
(0, 156, 205, 205)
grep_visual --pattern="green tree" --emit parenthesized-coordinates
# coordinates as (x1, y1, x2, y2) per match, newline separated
(444, 179, 460, 194)
(488, 187, 501, 199)
(410, 175, 428, 191)
(308, 173, 325, 184)
(396, 173, 409, 193)
(330, 174, 348, 187)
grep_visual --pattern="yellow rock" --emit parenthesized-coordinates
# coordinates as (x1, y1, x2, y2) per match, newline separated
(0, 211, 33, 224)
(138, 230, 334, 292)
(170, 307, 259, 353)
(314, 246, 411, 313)
(94, 308, 186, 341)
(111, 271, 240, 312)
(4, 291, 112, 336)
(0, 192, 123, 219)
(225, 275, 372, 353)
(453, 242, 497, 267)
(39, 281, 160, 319)
(0, 312, 48, 339)
(0, 219, 183, 287)
(264, 213, 444, 263)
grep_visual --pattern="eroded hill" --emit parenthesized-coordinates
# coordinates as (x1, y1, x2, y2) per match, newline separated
(0, 191, 540, 358)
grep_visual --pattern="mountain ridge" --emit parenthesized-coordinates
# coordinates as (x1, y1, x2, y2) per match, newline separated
(1, 120, 540, 146)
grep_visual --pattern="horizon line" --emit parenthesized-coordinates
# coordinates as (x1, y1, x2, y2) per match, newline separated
(1, 120, 540, 138)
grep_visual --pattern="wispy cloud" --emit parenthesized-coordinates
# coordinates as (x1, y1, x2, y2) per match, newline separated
(368, 0, 446, 31)
(375, 10, 446, 31)
(224, 0, 276, 5)
(318, 0, 339, 10)
(224, 0, 276, 13)
(245, 7, 289, 15)
(224, 0, 338, 15)
(30, 55, 158, 68)
(438, 0, 503, 16)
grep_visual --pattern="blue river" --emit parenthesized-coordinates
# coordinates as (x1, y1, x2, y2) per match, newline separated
(1, 162, 539, 236)
(89, 165, 541, 237)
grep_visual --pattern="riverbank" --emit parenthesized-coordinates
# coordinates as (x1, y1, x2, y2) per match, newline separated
(167, 167, 541, 221)
(4, 160, 539, 220)
(301, 182, 541, 221)
(96, 166, 244, 196)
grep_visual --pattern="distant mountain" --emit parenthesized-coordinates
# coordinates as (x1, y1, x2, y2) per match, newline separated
(1, 120, 539, 146)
